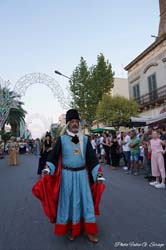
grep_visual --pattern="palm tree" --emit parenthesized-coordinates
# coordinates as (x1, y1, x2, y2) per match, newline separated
(6, 102, 27, 136)
(1, 87, 27, 136)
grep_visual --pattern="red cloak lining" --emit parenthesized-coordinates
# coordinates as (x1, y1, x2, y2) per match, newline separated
(32, 157, 105, 224)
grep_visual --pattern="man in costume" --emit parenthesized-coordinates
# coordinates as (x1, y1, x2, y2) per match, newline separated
(34, 109, 105, 243)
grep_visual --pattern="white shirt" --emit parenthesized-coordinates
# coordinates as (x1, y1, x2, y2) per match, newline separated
(99, 136, 104, 149)
(91, 139, 97, 150)
(139, 146, 144, 157)
(122, 135, 131, 152)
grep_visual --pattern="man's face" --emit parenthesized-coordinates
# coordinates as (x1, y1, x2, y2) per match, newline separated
(123, 132, 127, 137)
(68, 119, 79, 133)
(148, 127, 152, 134)
(130, 132, 135, 138)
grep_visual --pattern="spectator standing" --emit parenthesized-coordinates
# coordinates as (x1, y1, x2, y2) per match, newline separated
(159, 128, 166, 170)
(149, 131, 165, 189)
(37, 132, 53, 176)
(142, 128, 152, 180)
(122, 131, 131, 171)
(99, 133, 105, 163)
(91, 135, 97, 155)
(139, 143, 144, 168)
(104, 133, 111, 165)
(8, 137, 19, 166)
(0, 140, 4, 159)
(129, 130, 140, 175)
(110, 135, 119, 169)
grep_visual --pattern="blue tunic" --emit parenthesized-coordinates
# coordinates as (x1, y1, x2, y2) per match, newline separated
(57, 135, 95, 225)
(47, 134, 100, 233)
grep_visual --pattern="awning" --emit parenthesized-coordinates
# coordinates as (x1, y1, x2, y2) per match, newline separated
(91, 127, 116, 133)
(130, 113, 166, 126)
(146, 112, 166, 125)
(90, 128, 104, 133)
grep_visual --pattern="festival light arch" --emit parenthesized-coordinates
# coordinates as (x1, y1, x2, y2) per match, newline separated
(14, 72, 70, 109)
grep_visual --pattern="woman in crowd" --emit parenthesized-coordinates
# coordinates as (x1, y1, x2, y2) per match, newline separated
(8, 137, 19, 166)
(99, 133, 106, 163)
(0, 140, 5, 159)
(149, 131, 165, 189)
(37, 132, 53, 176)
(91, 134, 97, 155)
(103, 133, 111, 165)
(110, 135, 119, 169)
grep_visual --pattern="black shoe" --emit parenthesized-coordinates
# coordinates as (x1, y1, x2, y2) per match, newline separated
(147, 176, 154, 182)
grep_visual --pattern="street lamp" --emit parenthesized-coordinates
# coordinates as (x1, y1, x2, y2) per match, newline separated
(54, 70, 73, 109)
(151, 35, 160, 39)
(54, 70, 71, 80)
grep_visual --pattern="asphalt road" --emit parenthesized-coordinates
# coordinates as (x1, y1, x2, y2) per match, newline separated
(0, 154, 166, 250)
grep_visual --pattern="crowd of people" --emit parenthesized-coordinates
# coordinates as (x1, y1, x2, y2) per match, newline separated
(1, 126, 166, 190)
(0, 133, 56, 176)
(90, 127, 166, 189)
(0, 137, 41, 165)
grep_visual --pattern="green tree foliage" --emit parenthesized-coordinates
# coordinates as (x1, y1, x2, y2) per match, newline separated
(70, 54, 114, 126)
(1, 87, 27, 136)
(6, 102, 27, 135)
(70, 57, 89, 121)
(96, 95, 138, 125)
(51, 125, 63, 138)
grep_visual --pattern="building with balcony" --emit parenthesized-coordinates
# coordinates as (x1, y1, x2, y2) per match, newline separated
(125, 0, 166, 118)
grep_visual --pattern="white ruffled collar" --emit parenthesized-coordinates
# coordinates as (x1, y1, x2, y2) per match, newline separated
(66, 129, 79, 137)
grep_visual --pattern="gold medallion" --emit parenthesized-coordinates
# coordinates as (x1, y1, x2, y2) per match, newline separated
(73, 148, 80, 155)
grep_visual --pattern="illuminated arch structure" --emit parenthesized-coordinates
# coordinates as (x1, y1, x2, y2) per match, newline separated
(26, 113, 50, 130)
(1, 72, 71, 131)
(25, 113, 52, 138)
(14, 72, 70, 109)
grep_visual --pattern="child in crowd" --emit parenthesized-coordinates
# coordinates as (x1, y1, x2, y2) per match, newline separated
(149, 131, 165, 189)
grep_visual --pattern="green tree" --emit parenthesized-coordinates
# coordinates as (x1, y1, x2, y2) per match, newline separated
(96, 95, 138, 125)
(70, 57, 90, 121)
(6, 102, 27, 136)
(1, 87, 27, 136)
(51, 125, 63, 138)
(70, 54, 114, 126)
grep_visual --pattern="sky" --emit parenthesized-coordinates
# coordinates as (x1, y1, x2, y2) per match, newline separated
(0, 0, 160, 137)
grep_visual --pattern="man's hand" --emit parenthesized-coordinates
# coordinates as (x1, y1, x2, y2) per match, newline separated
(47, 147, 52, 152)
(42, 167, 50, 176)
(97, 172, 105, 182)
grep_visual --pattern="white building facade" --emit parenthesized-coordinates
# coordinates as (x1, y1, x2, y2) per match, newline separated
(112, 78, 129, 99)
(125, 0, 166, 118)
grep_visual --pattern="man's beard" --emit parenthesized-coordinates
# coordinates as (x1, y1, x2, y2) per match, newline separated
(71, 126, 79, 133)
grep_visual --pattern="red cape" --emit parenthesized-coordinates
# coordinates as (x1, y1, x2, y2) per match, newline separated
(32, 158, 105, 223)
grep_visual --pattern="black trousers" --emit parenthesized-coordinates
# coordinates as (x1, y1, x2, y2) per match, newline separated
(104, 146, 111, 165)
(111, 152, 119, 167)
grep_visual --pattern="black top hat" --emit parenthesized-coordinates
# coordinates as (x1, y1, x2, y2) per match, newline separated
(66, 109, 80, 123)
(45, 131, 51, 137)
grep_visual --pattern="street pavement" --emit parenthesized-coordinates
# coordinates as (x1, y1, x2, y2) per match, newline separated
(0, 154, 166, 250)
